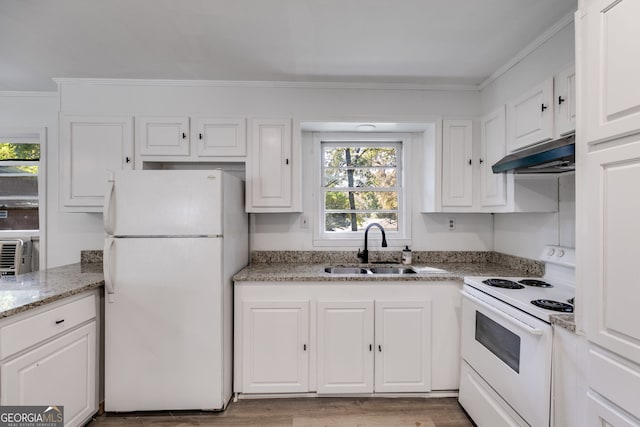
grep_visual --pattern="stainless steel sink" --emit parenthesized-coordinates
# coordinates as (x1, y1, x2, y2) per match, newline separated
(323, 266, 420, 275)
(324, 267, 370, 274)
(369, 267, 417, 274)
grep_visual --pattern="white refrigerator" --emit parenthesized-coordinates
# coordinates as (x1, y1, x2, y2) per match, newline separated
(103, 170, 248, 411)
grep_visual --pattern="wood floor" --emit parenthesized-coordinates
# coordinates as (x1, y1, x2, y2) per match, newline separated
(87, 397, 474, 426)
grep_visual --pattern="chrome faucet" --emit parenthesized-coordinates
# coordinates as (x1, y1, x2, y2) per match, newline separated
(357, 223, 388, 263)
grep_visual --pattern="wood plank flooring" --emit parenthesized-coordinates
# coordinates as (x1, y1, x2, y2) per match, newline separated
(87, 397, 474, 426)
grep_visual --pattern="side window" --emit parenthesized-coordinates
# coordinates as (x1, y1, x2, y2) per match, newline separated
(0, 141, 40, 230)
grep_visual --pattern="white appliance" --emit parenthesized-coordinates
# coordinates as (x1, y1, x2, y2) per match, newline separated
(459, 245, 575, 427)
(103, 170, 248, 412)
(0, 238, 33, 276)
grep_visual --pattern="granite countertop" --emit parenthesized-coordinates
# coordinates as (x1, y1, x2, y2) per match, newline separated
(0, 263, 104, 319)
(233, 261, 539, 282)
(550, 313, 576, 333)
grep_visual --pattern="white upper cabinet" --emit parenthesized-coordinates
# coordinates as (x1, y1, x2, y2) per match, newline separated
(60, 114, 133, 212)
(423, 117, 555, 213)
(507, 78, 555, 152)
(479, 107, 510, 209)
(441, 120, 474, 208)
(194, 117, 246, 157)
(246, 118, 302, 212)
(134, 115, 246, 167)
(583, 0, 640, 144)
(555, 65, 577, 137)
(136, 116, 190, 157)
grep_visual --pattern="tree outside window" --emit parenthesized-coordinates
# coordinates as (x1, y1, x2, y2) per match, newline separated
(322, 141, 400, 234)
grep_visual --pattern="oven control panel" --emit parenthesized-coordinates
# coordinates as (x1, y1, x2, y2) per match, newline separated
(540, 245, 575, 267)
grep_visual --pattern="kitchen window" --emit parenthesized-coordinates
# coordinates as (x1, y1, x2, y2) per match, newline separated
(313, 133, 411, 246)
(0, 130, 45, 233)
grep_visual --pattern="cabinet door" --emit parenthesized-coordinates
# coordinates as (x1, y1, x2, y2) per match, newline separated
(507, 78, 554, 152)
(246, 118, 292, 211)
(60, 115, 133, 211)
(317, 300, 374, 394)
(441, 120, 474, 208)
(583, 0, 640, 144)
(195, 117, 246, 157)
(587, 390, 640, 427)
(374, 300, 431, 393)
(1, 322, 97, 427)
(241, 300, 309, 393)
(136, 116, 190, 156)
(555, 65, 576, 137)
(479, 107, 510, 209)
(582, 137, 640, 366)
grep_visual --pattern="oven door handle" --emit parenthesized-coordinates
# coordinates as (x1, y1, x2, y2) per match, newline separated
(461, 290, 544, 336)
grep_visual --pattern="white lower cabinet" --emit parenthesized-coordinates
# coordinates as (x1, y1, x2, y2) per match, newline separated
(0, 291, 99, 427)
(374, 300, 431, 393)
(317, 300, 374, 393)
(234, 282, 454, 396)
(240, 300, 310, 393)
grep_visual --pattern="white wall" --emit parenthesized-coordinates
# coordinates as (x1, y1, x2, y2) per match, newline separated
(481, 22, 576, 259)
(0, 92, 105, 268)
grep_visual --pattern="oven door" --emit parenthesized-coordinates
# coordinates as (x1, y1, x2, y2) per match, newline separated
(460, 286, 553, 427)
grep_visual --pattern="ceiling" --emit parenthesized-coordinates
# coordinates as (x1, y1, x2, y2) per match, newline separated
(0, 0, 576, 91)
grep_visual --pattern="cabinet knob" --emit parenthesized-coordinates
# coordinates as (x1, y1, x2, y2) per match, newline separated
(125, 157, 131, 164)
(468, 159, 472, 165)
(199, 133, 203, 140)
(541, 104, 548, 112)
(285, 158, 290, 165)
(303, 344, 307, 351)
(558, 96, 565, 105)
(182, 132, 187, 139)
(55, 319, 65, 325)
(369, 344, 373, 352)
(479, 158, 484, 164)
(378, 345, 382, 352)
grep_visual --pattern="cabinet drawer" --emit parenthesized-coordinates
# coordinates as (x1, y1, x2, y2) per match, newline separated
(0, 294, 96, 359)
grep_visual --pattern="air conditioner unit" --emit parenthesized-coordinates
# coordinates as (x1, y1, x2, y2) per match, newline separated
(0, 239, 32, 276)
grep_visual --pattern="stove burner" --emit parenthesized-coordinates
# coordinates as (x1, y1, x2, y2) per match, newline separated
(482, 278, 525, 289)
(531, 299, 574, 312)
(519, 279, 553, 288)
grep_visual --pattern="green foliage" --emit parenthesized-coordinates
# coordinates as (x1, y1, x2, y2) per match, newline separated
(323, 145, 399, 231)
(0, 143, 39, 174)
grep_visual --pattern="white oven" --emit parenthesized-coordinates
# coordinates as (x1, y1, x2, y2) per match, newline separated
(459, 245, 576, 427)
(460, 286, 552, 427)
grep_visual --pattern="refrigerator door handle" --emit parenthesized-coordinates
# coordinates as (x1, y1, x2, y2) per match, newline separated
(104, 237, 116, 302)
(104, 175, 115, 235)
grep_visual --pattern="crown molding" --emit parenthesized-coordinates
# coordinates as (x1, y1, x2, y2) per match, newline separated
(0, 91, 57, 98)
(479, 10, 575, 90)
(52, 77, 480, 92)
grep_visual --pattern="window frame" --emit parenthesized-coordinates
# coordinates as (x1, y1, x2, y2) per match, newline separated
(312, 132, 412, 247)
(0, 128, 46, 268)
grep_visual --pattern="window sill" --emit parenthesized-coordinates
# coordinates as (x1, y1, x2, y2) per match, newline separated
(312, 237, 411, 248)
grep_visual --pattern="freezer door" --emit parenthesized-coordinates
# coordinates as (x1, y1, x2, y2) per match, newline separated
(105, 170, 223, 236)
(104, 237, 227, 411)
